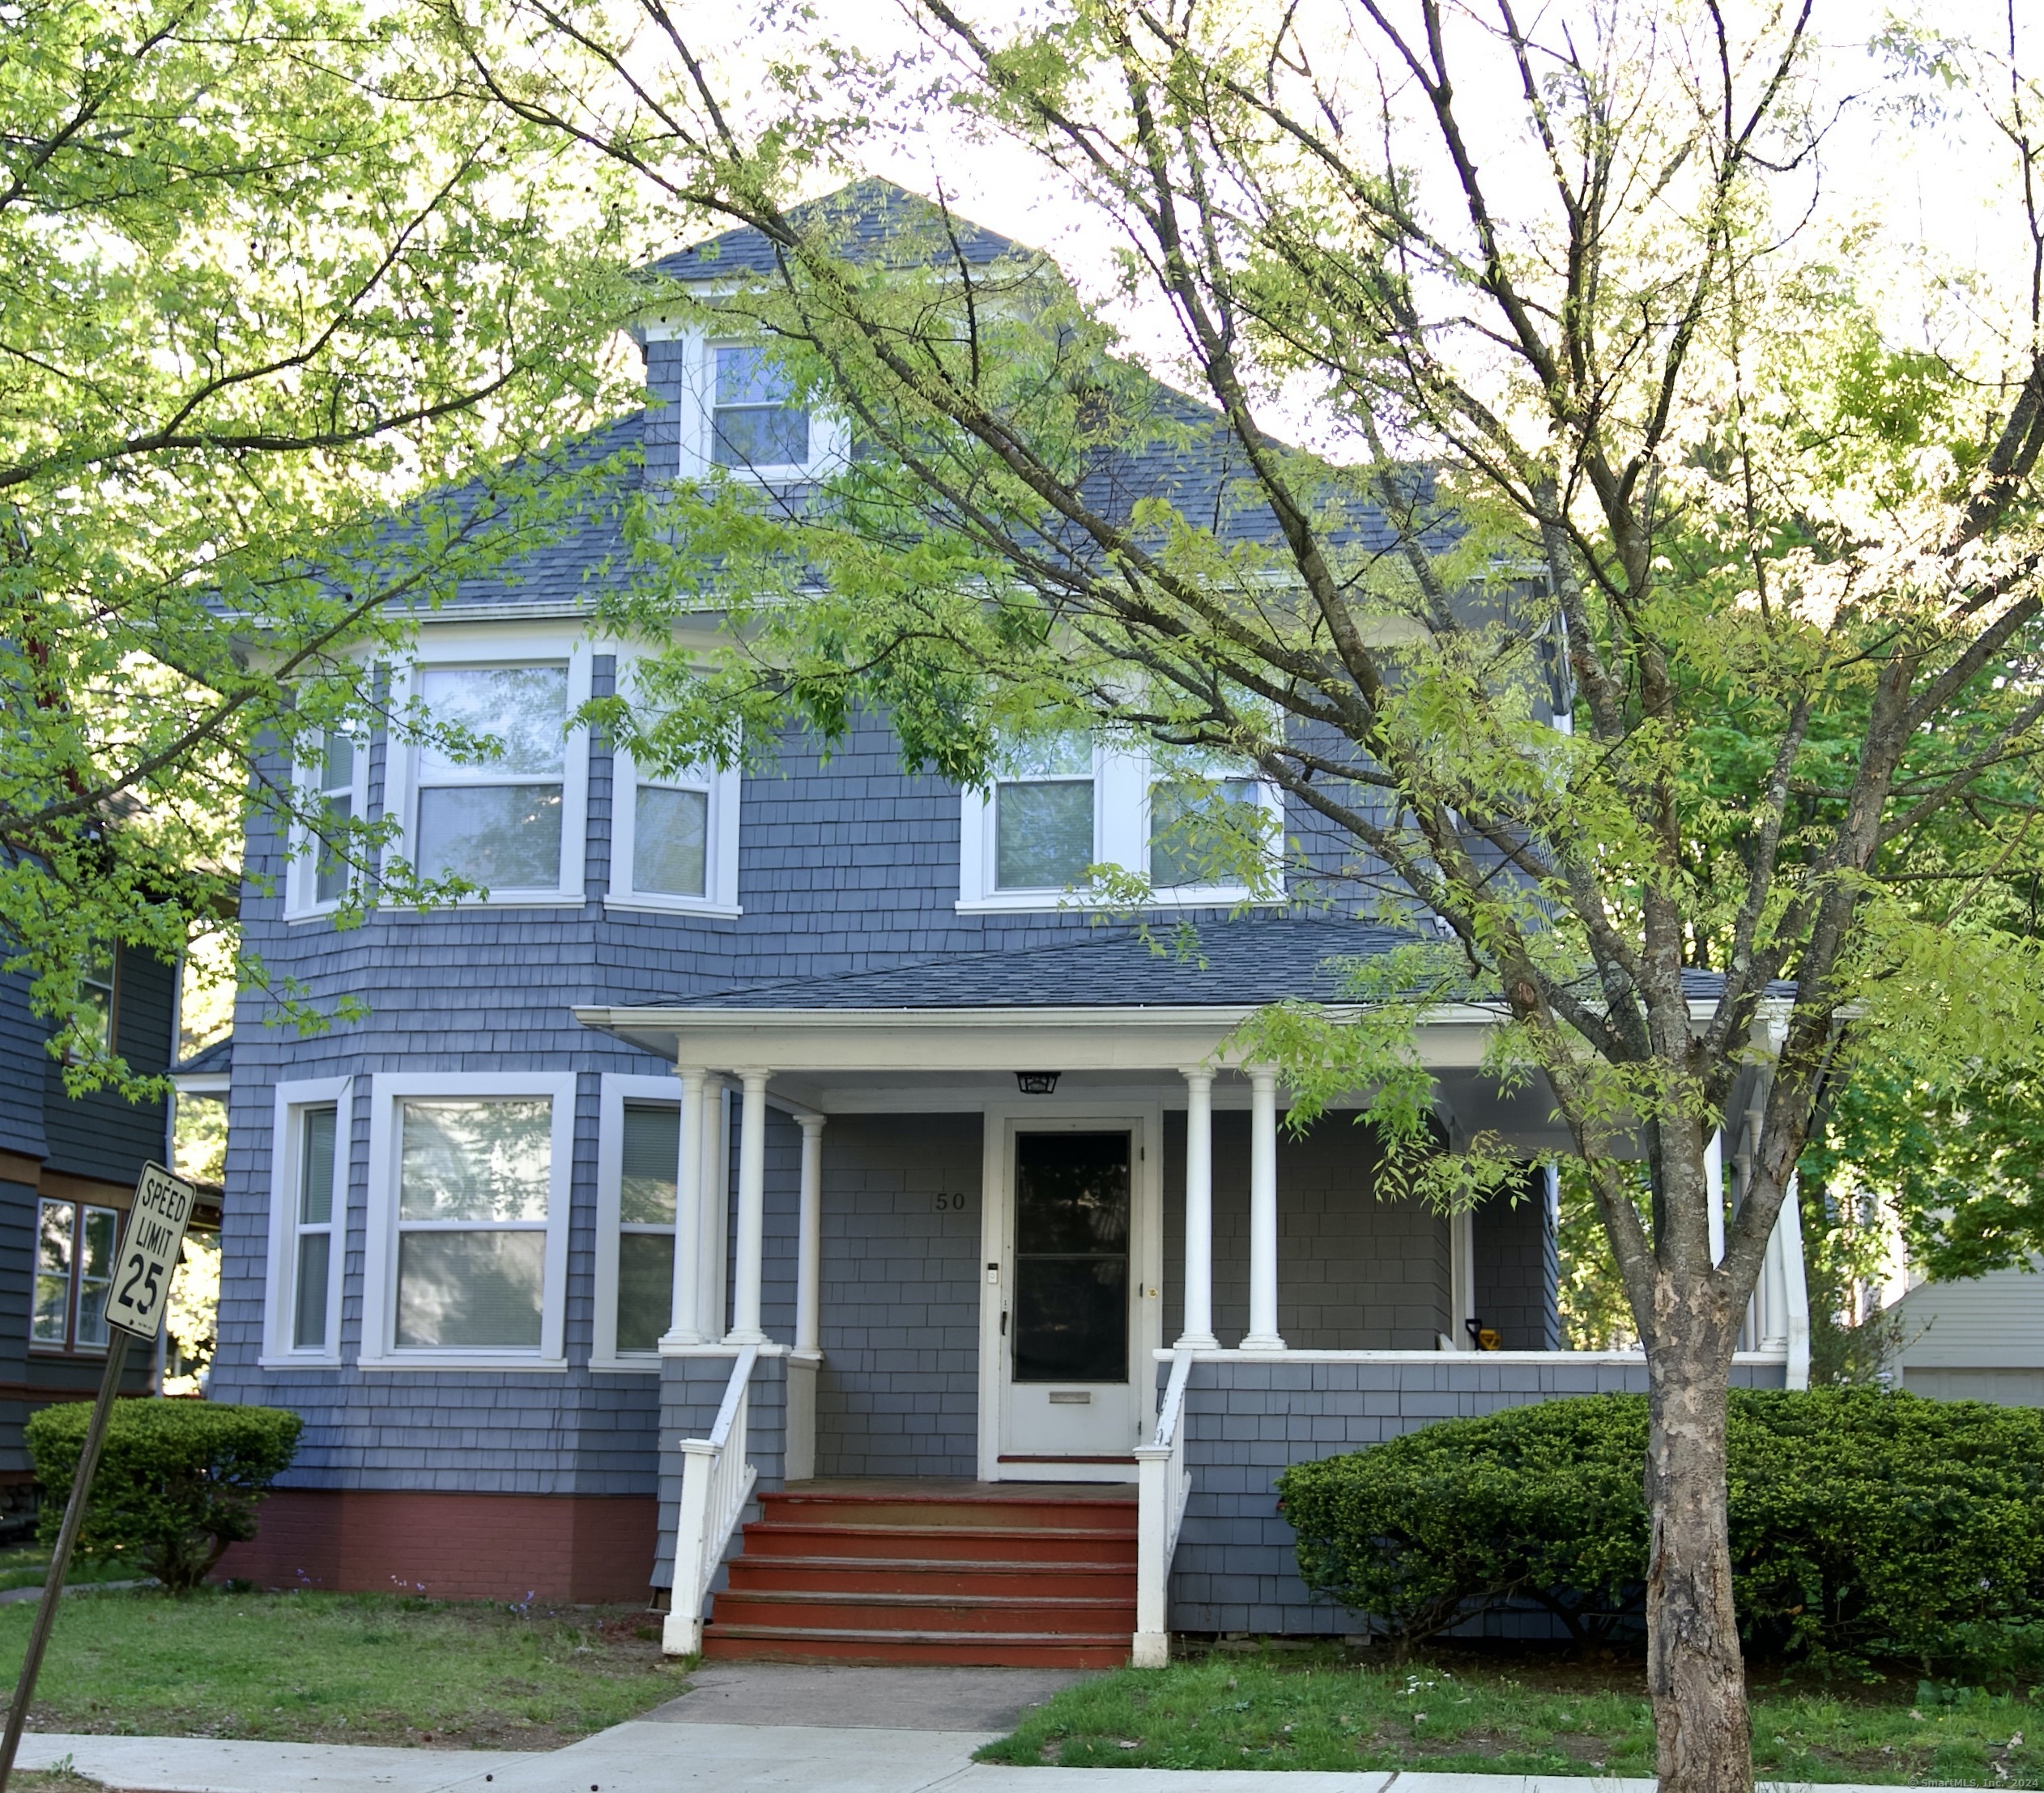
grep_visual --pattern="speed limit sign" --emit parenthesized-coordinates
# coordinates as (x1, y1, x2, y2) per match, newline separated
(106, 1161, 198, 1342)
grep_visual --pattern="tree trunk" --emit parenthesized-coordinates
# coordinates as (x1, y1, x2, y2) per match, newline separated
(1645, 1313, 1750, 1793)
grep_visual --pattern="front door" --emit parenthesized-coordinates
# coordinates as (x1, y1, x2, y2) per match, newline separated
(1000, 1129, 1139, 1471)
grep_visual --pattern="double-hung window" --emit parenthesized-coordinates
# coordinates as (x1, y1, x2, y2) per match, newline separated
(709, 345, 810, 471)
(265, 1079, 350, 1362)
(990, 732, 1097, 893)
(32, 1199, 117, 1352)
(286, 719, 373, 918)
(1148, 749, 1265, 890)
(72, 947, 116, 1058)
(361, 1073, 575, 1368)
(415, 667, 569, 892)
(960, 732, 1281, 911)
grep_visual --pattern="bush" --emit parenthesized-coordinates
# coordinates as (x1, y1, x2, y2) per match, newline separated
(1278, 1388, 2044, 1669)
(27, 1399, 302, 1594)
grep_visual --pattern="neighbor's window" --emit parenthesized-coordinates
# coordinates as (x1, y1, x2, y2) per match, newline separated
(1148, 752, 1263, 888)
(74, 947, 116, 1058)
(413, 667, 568, 891)
(993, 733, 1096, 892)
(310, 729, 357, 905)
(632, 773, 711, 900)
(615, 1104, 679, 1353)
(32, 1199, 117, 1351)
(291, 1106, 339, 1351)
(710, 346, 810, 470)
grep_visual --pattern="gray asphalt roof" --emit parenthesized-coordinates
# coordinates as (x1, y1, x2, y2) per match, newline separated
(647, 179, 1022, 283)
(172, 1036, 232, 1076)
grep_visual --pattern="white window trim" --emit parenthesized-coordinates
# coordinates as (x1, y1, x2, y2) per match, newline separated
(607, 747, 742, 916)
(591, 1072, 685, 1373)
(359, 1071, 578, 1372)
(380, 628, 594, 908)
(260, 1076, 352, 1366)
(957, 743, 1285, 913)
(283, 724, 373, 921)
(659, 329, 849, 484)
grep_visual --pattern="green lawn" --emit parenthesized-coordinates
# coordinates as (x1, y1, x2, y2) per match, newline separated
(0, 1546, 148, 1593)
(979, 1652, 2044, 1784)
(0, 1586, 689, 1748)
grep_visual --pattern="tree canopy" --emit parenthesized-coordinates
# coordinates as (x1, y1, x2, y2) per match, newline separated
(2, 0, 640, 1083)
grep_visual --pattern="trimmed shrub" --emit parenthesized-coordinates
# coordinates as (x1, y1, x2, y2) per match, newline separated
(1278, 1388, 2044, 1668)
(27, 1399, 302, 1594)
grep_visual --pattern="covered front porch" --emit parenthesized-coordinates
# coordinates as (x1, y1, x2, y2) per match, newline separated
(575, 927, 1808, 1663)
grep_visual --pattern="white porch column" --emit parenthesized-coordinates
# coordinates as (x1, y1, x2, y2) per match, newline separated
(698, 1079, 729, 1341)
(1177, 1070, 1218, 1350)
(1779, 1173, 1812, 1390)
(662, 1068, 708, 1345)
(1448, 1207, 1476, 1348)
(1705, 1129, 1726, 1266)
(1241, 1067, 1285, 1351)
(725, 1069, 771, 1345)
(794, 1114, 825, 1354)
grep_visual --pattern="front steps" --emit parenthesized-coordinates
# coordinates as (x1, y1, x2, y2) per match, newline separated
(700, 1484, 1138, 1667)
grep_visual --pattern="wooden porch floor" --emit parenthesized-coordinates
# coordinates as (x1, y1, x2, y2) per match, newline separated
(781, 1477, 1135, 1500)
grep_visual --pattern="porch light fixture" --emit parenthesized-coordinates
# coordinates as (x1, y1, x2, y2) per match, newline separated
(1016, 1071, 1060, 1095)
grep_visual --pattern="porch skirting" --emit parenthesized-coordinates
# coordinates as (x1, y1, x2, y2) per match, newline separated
(214, 1488, 658, 1603)
(1162, 1352, 1791, 1636)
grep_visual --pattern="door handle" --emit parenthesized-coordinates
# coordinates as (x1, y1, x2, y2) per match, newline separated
(1000, 1310, 1008, 1336)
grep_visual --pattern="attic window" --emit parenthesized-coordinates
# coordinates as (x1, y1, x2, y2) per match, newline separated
(710, 346, 809, 470)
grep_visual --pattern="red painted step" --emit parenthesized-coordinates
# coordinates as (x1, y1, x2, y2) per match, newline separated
(700, 1484, 1139, 1667)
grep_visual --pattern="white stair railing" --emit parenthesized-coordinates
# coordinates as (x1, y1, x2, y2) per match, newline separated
(1131, 1351, 1195, 1667)
(662, 1344, 760, 1656)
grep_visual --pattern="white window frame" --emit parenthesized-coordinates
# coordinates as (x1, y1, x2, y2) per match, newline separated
(359, 1071, 577, 1372)
(380, 627, 594, 908)
(261, 1076, 352, 1365)
(591, 1073, 686, 1373)
(958, 742, 1284, 913)
(608, 747, 742, 916)
(651, 326, 849, 484)
(285, 722, 373, 919)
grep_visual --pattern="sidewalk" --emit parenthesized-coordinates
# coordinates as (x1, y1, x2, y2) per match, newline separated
(9, 1662, 1991, 1793)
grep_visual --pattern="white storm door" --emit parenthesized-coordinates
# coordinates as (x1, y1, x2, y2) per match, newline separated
(999, 1126, 1140, 1472)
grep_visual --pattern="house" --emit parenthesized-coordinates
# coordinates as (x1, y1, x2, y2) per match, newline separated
(207, 181, 1808, 1663)
(0, 945, 183, 1532)
(1884, 1263, 2044, 1406)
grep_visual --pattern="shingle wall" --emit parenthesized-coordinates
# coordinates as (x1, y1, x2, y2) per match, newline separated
(40, 948, 173, 1185)
(1166, 1354, 1791, 1636)
(814, 1114, 982, 1480)
(1160, 1111, 1450, 1351)
(1473, 1173, 1560, 1351)
(0, 969, 46, 1160)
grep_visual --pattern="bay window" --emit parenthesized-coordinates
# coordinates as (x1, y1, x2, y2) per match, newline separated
(361, 1072, 575, 1369)
(263, 1078, 351, 1363)
(592, 1075, 692, 1369)
(287, 721, 372, 918)
(415, 667, 568, 891)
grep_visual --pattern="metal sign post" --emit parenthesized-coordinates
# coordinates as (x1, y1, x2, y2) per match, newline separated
(0, 1162, 197, 1793)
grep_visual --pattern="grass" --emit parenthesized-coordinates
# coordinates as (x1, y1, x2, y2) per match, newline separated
(977, 1648, 2044, 1784)
(0, 1546, 148, 1594)
(0, 1586, 690, 1749)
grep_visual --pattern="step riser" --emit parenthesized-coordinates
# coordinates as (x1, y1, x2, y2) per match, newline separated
(760, 1497, 1135, 1532)
(728, 1563, 1131, 1599)
(712, 1595, 1136, 1634)
(701, 1633, 1131, 1669)
(741, 1526, 1135, 1565)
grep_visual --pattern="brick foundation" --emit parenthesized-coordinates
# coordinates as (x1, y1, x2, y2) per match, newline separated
(215, 1489, 658, 1603)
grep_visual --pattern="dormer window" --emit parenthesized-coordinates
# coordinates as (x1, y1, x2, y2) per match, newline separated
(710, 346, 809, 471)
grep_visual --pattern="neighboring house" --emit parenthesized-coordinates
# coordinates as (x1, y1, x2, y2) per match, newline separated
(1885, 1263, 2044, 1406)
(207, 181, 1808, 1662)
(0, 945, 182, 1531)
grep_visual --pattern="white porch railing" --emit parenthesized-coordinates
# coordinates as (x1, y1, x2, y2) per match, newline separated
(1131, 1351, 1195, 1667)
(662, 1344, 760, 1657)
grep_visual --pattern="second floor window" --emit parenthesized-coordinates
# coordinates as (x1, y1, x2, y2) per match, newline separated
(33, 1198, 117, 1351)
(710, 346, 810, 470)
(1148, 752, 1263, 889)
(415, 666, 568, 892)
(994, 733, 1097, 892)
(74, 948, 116, 1058)
(633, 773, 710, 899)
(311, 730, 357, 905)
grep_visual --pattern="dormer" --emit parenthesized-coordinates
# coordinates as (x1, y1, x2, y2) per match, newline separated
(635, 180, 1024, 484)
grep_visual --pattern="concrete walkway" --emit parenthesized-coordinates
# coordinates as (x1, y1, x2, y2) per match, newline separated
(7, 1663, 1991, 1793)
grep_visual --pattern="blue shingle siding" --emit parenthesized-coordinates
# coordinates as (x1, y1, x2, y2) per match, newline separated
(653, 1350, 787, 1592)
(815, 1114, 982, 1480)
(1473, 1173, 1560, 1352)
(1166, 1355, 1791, 1636)
(40, 948, 173, 1185)
(1161, 1111, 1450, 1351)
(0, 969, 47, 1159)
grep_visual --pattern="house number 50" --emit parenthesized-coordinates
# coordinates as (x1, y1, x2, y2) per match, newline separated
(933, 1192, 969, 1211)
